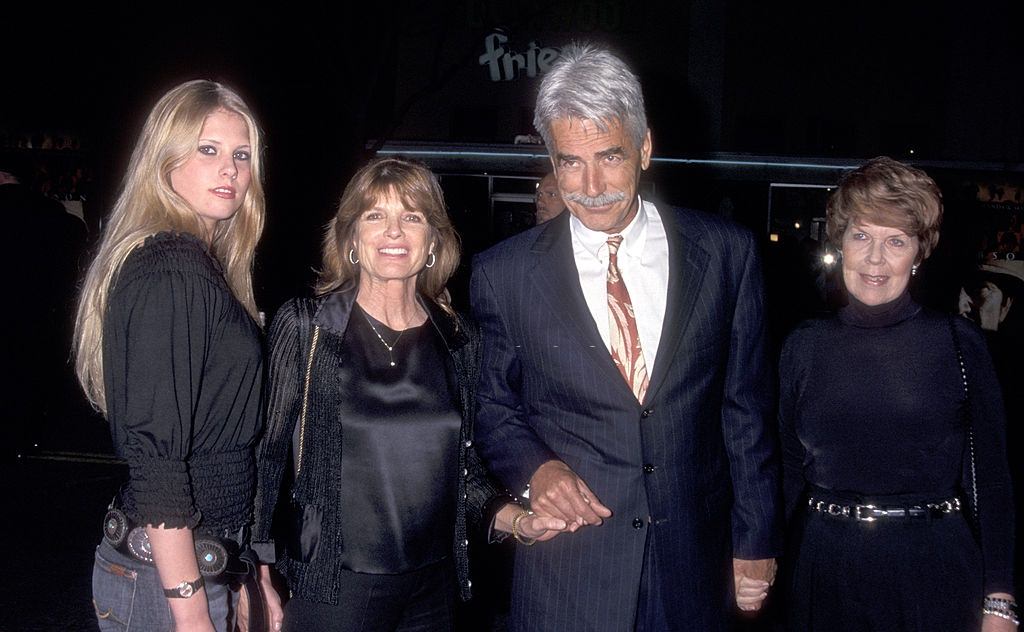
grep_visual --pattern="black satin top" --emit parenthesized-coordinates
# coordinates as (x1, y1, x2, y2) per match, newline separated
(334, 306, 461, 573)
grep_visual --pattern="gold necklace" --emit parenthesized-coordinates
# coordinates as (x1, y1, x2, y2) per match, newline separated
(361, 309, 407, 367)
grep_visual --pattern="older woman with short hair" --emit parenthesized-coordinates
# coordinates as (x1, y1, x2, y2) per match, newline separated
(252, 156, 565, 632)
(780, 156, 1016, 631)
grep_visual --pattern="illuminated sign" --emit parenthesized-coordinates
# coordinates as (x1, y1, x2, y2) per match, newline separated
(478, 33, 560, 82)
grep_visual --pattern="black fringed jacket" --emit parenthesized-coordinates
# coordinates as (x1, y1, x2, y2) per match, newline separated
(251, 288, 508, 603)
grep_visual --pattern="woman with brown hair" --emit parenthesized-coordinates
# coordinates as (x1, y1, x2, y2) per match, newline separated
(252, 156, 565, 631)
(780, 156, 1016, 631)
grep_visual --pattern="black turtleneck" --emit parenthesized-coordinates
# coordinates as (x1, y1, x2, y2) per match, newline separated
(779, 291, 1015, 594)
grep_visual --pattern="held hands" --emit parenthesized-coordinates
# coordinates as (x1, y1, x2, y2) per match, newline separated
(496, 504, 570, 543)
(528, 460, 613, 532)
(494, 460, 612, 544)
(733, 557, 776, 612)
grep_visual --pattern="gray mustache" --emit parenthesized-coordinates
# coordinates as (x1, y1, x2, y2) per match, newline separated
(563, 191, 626, 207)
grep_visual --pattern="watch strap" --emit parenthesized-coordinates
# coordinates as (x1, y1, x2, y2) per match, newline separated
(163, 576, 205, 598)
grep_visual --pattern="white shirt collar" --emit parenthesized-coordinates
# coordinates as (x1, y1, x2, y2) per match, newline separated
(568, 196, 649, 260)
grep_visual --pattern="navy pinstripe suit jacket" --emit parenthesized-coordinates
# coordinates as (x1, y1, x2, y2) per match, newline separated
(471, 204, 781, 631)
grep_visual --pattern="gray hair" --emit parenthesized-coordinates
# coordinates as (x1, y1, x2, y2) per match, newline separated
(533, 42, 648, 153)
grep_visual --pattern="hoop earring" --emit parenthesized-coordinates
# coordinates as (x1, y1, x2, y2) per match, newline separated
(349, 249, 359, 265)
(425, 252, 436, 269)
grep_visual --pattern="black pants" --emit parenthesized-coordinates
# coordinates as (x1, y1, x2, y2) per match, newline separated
(283, 559, 456, 632)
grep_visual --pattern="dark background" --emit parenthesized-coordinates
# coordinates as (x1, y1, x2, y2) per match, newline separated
(4, 1, 1022, 306)
(1, 1, 1022, 629)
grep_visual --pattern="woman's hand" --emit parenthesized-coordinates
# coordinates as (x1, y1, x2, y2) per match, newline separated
(982, 614, 1017, 631)
(494, 503, 569, 543)
(516, 510, 571, 542)
(145, 526, 215, 632)
(261, 564, 285, 631)
(236, 585, 252, 632)
(982, 592, 1018, 632)
(236, 565, 284, 631)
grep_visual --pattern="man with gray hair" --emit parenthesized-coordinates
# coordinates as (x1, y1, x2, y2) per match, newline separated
(471, 43, 781, 630)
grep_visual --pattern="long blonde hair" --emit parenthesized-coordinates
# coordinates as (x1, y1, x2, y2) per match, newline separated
(74, 80, 266, 413)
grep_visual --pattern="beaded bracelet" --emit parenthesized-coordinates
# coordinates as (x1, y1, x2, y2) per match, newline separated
(983, 596, 1020, 626)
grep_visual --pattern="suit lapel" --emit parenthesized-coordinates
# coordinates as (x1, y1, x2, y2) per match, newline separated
(645, 208, 709, 404)
(530, 215, 636, 400)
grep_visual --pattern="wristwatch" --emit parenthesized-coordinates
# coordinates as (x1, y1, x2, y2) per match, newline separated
(163, 576, 205, 598)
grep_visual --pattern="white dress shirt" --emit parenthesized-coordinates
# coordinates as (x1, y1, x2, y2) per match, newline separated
(569, 198, 670, 372)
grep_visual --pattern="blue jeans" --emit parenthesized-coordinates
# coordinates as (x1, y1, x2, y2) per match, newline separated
(92, 539, 237, 631)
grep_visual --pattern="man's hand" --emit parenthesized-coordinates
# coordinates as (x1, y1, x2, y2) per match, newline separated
(529, 460, 612, 531)
(733, 557, 776, 612)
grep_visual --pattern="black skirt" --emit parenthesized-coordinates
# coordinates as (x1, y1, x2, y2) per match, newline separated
(788, 499, 984, 631)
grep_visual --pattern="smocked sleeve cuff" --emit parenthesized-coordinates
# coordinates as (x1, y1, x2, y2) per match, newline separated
(123, 456, 201, 529)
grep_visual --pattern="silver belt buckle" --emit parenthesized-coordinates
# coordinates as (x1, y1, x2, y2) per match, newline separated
(854, 504, 878, 522)
(826, 503, 848, 517)
(931, 498, 960, 514)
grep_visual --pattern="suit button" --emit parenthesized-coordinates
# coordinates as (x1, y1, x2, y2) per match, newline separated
(632, 517, 644, 529)
(643, 464, 656, 473)
(641, 409, 652, 418)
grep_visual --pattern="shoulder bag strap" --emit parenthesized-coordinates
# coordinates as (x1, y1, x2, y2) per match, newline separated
(295, 324, 320, 476)
(948, 315, 980, 529)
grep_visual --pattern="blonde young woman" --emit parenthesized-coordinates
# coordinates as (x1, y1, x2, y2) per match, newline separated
(75, 80, 277, 632)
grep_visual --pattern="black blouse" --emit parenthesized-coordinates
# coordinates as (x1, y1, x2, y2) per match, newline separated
(335, 307, 461, 573)
(252, 290, 509, 603)
(779, 292, 1015, 593)
(103, 232, 263, 532)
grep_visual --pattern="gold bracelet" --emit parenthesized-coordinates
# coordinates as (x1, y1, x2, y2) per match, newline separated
(511, 508, 537, 546)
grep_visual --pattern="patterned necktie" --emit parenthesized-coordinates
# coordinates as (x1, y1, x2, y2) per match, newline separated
(606, 235, 649, 402)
